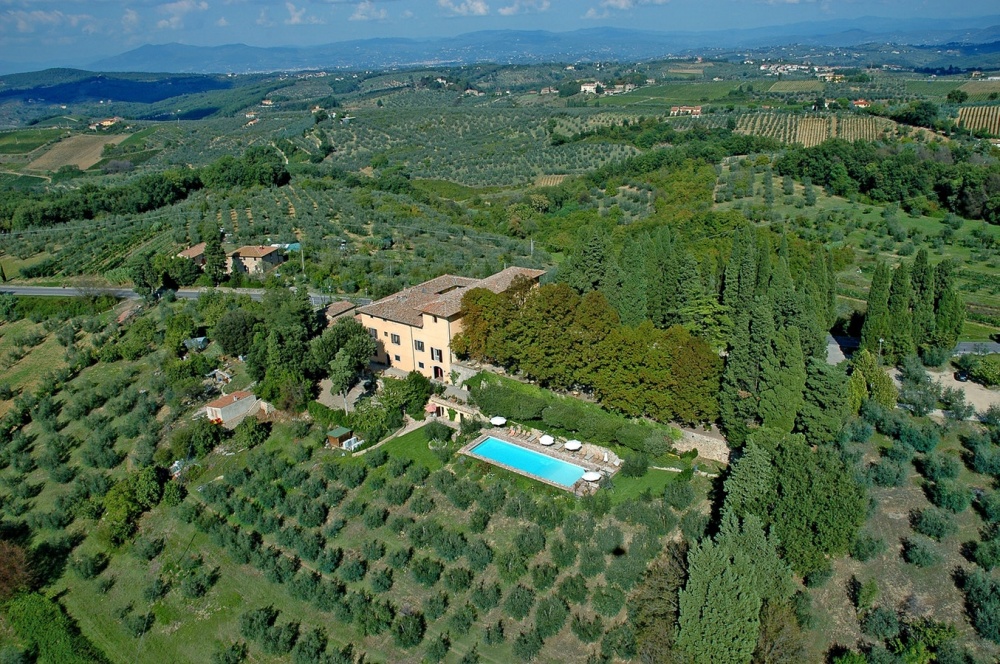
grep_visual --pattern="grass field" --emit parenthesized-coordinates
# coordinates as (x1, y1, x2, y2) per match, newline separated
(0, 128, 64, 154)
(598, 81, 737, 107)
(768, 80, 824, 93)
(901, 80, 963, 97)
(28, 134, 129, 171)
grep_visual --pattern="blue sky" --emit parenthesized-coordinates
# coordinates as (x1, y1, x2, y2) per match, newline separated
(0, 0, 997, 67)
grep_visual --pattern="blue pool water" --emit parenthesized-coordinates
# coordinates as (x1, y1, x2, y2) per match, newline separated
(470, 437, 585, 487)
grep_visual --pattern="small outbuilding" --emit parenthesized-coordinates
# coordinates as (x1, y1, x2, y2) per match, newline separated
(326, 426, 354, 448)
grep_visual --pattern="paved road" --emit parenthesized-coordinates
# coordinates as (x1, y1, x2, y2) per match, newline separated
(0, 284, 346, 307)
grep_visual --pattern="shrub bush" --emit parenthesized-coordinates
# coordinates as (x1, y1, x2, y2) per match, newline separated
(927, 480, 972, 513)
(861, 606, 900, 640)
(530, 563, 558, 591)
(534, 596, 569, 639)
(919, 453, 961, 482)
(851, 534, 888, 562)
(663, 481, 695, 510)
(912, 508, 957, 541)
(902, 537, 942, 567)
(513, 629, 543, 662)
(620, 453, 648, 478)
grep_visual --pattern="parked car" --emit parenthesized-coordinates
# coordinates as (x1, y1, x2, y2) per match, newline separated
(955, 370, 970, 382)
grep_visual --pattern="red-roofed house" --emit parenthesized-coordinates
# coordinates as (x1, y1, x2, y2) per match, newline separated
(205, 391, 258, 425)
(227, 245, 284, 275)
(177, 242, 207, 267)
(356, 266, 545, 380)
(325, 300, 358, 325)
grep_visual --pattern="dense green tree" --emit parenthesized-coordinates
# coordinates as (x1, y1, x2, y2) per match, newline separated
(203, 227, 227, 286)
(614, 237, 649, 327)
(213, 309, 261, 357)
(851, 349, 898, 409)
(796, 359, 850, 445)
(932, 259, 965, 349)
(723, 443, 773, 521)
(885, 263, 915, 362)
(758, 327, 806, 434)
(911, 249, 936, 347)
(565, 225, 609, 294)
(860, 262, 892, 358)
(676, 513, 792, 664)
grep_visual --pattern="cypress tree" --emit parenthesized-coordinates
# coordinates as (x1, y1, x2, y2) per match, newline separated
(932, 259, 964, 350)
(911, 248, 936, 347)
(885, 263, 914, 363)
(203, 225, 227, 286)
(824, 249, 837, 329)
(723, 443, 774, 520)
(566, 225, 608, 294)
(676, 513, 792, 664)
(616, 238, 649, 327)
(796, 359, 850, 445)
(768, 255, 799, 328)
(600, 253, 625, 323)
(755, 234, 772, 299)
(647, 227, 681, 328)
(720, 300, 773, 446)
(722, 227, 758, 324)
(758, 327, 807, 434)
(859, 262, 892, 358)
(677, 541, 760, 664)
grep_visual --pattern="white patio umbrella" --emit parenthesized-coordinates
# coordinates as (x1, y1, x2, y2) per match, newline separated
(539, 434, 555, 446)
(490, 416, 507, 426)
(565, 440, 582, 451)
(582, 471, 602, 482)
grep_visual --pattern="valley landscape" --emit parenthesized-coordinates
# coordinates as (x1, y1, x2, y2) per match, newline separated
(2, 9, 1000, 664)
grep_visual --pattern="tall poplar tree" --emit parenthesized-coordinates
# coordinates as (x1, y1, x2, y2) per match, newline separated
(885, 262, 915, 363)
(859, 261, 892, 358)
(910, 248, 936, 347)
(932, 259, 965, 349)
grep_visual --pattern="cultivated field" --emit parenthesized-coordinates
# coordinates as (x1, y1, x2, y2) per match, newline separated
(28, 133, 129, 171)
(534, 174, 568, 187)
(768, 80, 824, 93)
(0, 128, 64, 154)
(959, 80, 1000, 101)
(959, 105, 1000, 135)
(736, 112, 904, 147)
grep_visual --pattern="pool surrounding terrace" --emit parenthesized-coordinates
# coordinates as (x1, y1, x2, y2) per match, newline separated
(461, 432, 613, 492)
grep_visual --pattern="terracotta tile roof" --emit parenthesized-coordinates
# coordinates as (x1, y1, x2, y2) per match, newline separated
(357, 267, 545, 327)
(325, 301, 357, 319)
(177, 242, 206, 259)
(232, 245, 279, 258)
(205, 391, 255, 410)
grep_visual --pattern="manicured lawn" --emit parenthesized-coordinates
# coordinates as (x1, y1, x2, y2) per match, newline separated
(380, 425, 444, 470)
(608, 468, 680, 504)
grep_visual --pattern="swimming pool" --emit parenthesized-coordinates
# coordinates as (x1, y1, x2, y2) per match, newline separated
(468, 437, 586, 487)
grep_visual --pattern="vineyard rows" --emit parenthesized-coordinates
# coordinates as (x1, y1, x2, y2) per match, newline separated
(958, 105, 1000, 136)
(736, 113, 897, 147)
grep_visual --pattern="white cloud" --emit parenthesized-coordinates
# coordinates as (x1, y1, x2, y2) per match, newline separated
(156, 0, 208, 29)
(0, 9, 96, 33)
(121, 8, 139, 32)
(498, 0, 549, 15)
(350, 0, 387, 21)
(438, 0, 489, 16)
(255, 8, 273, 25)
(215, 15, 228, 25)
(584, 0, 670, 15)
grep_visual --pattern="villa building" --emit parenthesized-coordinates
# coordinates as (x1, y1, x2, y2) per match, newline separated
(356, 266, 545, 380)
(227, 245, 284, 275)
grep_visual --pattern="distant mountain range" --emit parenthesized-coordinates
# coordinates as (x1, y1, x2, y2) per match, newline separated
(86, 17, 1000, 74)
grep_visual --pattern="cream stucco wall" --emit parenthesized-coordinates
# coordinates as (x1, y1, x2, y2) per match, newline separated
(357, 311, 461, 380)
